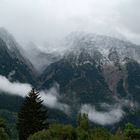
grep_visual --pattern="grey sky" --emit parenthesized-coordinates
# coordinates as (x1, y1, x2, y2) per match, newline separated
(0, 0, 140, 46)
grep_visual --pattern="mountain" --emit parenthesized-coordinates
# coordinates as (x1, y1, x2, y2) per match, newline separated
(40, 32, 140, 121)
(59, 32, 140, 99)
(0, 30, 140, 128)
(0, 28, 37, 85)
(21, 42, 61, 74)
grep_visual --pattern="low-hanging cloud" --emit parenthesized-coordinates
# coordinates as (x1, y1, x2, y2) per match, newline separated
(0, 75, 70, 114)
(81, 104, 124, 125)
(0, 75, 32, 96)
(40, 86, 70, 114)
(80, 98, 139, 126)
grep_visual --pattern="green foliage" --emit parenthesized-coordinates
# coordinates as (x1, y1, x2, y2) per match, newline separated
(26, 113, 140, 140)
(28, 124, 76, 140)
(110, 129, 128, 140)
(0, 109, 17, 140)
(77, 113, 89, 131)
(0, 128, 10, 140)
(0, 118, 10, 136)
(124, 123, 140, 140)
(76, 113, 90, 140)
(76, 127, 91, 140)
(17, 88, 48, 140)
(93, 128, 111, 140)
(0, 118, 10, 140)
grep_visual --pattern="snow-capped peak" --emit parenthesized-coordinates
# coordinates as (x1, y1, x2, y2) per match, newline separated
(63, 32, 140, 65)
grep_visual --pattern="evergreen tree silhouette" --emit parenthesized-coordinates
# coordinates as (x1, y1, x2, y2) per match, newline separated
(17, 88, 48, 140)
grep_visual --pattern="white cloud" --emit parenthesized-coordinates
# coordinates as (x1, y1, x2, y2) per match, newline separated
(81, 104, 124, 125)
(40, 84, 70, 114)
(0, 75, 70, 113)
(0, 75, 31, 96)
(118, 0, 140, 34)
(80, 98, 139, 125)
(0, 0, 140, 46)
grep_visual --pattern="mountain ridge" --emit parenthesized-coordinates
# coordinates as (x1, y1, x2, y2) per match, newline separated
(0, 29, 140, 126)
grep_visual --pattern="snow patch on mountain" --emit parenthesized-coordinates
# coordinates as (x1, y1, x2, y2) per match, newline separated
(63, 32, 140, 66)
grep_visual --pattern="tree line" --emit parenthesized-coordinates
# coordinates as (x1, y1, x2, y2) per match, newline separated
(1, 88, 140, 140)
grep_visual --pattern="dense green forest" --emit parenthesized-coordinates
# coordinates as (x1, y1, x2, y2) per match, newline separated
(1, 89, 140, 140)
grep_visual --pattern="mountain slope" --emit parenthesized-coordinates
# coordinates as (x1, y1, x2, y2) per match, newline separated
(21, 42, 61, 74)
(40, 32, 140, 123)
(0, 30, 140, 126)
(0, 28, 37, 85)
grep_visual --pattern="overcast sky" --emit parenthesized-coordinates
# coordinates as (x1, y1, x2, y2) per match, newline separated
(0, 0, 140, 46)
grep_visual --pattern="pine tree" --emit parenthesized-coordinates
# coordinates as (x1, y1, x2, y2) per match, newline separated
(0, 118, 10, 140)
(77, 113, 89, 131)
(17, 88, 48, 140)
